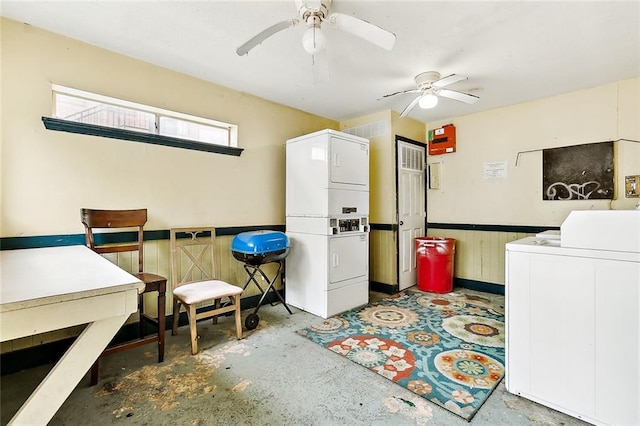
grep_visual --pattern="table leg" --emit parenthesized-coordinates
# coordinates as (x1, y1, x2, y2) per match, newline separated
(8, 314, 128, 425)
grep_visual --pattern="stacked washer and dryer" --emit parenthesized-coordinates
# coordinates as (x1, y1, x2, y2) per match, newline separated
(285, 129, 370, 318)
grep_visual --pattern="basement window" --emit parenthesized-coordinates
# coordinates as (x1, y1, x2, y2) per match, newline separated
(42, 85, 242, 156)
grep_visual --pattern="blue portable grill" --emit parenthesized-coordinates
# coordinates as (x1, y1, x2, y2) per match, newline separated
(231, 230, 293, 329)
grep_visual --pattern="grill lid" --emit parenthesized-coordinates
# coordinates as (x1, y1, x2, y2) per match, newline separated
(231, 230, 290, 255)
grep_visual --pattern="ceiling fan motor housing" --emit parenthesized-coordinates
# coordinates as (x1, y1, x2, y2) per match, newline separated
(415, 71, 441, 90)
(297, 0, 330, 21)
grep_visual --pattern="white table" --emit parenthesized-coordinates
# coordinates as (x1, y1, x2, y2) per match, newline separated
(0, 245, 144, 425)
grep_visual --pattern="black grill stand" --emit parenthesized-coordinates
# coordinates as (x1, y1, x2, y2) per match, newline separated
(240, 260, 293, 330)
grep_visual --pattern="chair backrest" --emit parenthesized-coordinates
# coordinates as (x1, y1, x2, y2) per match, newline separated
(170, 227, 218, 289)
(80, 208, 148, 274)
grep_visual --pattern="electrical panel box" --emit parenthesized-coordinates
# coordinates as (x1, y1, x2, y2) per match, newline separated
(428, 124, 456, 155)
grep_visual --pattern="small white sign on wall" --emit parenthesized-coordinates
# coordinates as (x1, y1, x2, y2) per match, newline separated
(484, 161, 508, 179)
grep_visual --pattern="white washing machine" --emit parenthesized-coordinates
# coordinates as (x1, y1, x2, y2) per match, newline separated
(506, 211, 640, 426)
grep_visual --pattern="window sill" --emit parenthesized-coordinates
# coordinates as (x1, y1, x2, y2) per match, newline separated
(42, 117, 244, 157)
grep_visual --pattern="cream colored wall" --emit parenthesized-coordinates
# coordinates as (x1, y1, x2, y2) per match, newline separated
(426, 78, 640, 287)
(426, 78, 640, 227)
(391, 110, 427, 146)
(0, 18, 336, 353)
(339, 110, 425, 224)
(0, 18, 337, 238)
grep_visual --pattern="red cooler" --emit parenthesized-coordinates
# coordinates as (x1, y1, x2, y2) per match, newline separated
(415, 237, 456, 293)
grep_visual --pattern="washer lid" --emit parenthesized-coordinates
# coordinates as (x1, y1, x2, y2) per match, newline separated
(561, 211, 640, 253)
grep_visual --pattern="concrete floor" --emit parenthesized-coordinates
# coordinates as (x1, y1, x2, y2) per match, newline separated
(1, 289, 588, 426)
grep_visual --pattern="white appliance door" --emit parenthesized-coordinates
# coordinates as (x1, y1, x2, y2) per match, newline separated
(329, 233, 368, 287)
(329, 136, 369, 187)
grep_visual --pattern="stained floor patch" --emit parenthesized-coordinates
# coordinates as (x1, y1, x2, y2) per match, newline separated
(196, 341, 250, 368)
(95, 349, 217, 414)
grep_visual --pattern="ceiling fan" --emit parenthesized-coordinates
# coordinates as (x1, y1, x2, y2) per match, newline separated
(381, 71, 480, 117)
(236, 0, 396, 56)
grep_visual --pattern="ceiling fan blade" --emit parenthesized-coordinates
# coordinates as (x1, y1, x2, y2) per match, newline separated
(432, 74, 467, 88)
(378, 89, 421, 100)
(328, 13, 396, 51)
(399, 95, 421, 118)
(437, 89, 480, 104)
(236, 19, 299, 56)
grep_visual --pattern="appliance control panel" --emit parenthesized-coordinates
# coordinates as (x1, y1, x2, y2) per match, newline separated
(330, 216, 369, 234)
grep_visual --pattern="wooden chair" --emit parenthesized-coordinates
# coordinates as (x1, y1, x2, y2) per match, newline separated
(80, 208, 166, 386)
(170, 227, 243, 355)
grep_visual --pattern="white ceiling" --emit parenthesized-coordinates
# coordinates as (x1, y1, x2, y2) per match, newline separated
(2, 1, 639, 123)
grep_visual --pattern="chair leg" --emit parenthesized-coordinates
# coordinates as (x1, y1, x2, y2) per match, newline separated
(233, 295, 243, 340)
(157, 288, 166, 363)
(213, 298, 220, 324)
(188, 304, 198, 355)
(172, 298, 181, 336)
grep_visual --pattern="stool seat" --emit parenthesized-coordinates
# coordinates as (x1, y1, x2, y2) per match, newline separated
(173, 280, 243, 305)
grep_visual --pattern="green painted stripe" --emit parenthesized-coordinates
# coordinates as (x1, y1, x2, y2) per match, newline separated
(370, 223, 397, 231)
(428, 222, 559, 233)
(216, 225, 285, 236)
(370, 280, 398, 294)
(454, 278, 505, 295)
(42, 117, 244, 157)
(372, 222, 558, 233)
(0, 225, 285, 250)
(2, 222, 551, 251)
(0, 234, 86, 250)
(371, 279, 504, 296)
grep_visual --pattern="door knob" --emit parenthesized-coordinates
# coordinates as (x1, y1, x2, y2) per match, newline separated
(399, 221, 404, 225)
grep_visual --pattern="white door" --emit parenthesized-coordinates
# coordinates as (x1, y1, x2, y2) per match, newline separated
(397, 140, 426, 290)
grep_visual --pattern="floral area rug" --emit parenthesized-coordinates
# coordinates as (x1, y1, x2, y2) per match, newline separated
(297, 289, 505, 421)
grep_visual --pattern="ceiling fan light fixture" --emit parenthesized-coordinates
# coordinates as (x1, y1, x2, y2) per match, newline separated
(419, 93, 438, 109)
(301, 23, 326, 54)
